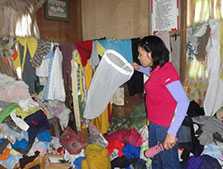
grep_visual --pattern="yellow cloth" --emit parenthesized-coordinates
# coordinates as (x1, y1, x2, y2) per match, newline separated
(73, 50, 85, 102)
(84, 144, 111, 169)
(220, 21, 223, 79)
(81, 159, 89, 169)
(16, 37, 38, 70)
(84, 62, 93, 89)
(92, 103, 111, 134)
(96, 41, 105, 56)
(18, 107, 40, 119)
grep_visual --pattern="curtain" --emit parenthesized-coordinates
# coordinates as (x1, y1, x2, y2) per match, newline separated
(187, 0, 223, 26)
(0, 0, 45, 37)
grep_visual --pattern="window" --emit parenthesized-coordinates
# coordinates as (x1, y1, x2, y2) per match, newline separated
(187, 0, 223, 26)
(15, 13, 39, 37)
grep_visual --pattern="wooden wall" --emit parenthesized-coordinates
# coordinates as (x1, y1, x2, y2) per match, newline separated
(36, 0, 82, 43)
(81, 0, 149, 40)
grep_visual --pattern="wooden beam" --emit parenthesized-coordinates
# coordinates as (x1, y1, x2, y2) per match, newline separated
(179, 0, 187, 82)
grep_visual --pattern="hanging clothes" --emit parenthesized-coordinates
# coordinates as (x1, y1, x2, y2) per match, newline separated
(204, 20, 223, 116)
(44, 46, 66, 102)
(219, 21, 223, 80)
(60, 43, 74, 110)
(75, 40, 93, 66)
(98, 39, 133, 63)
(185, 24, 209, 105)
(71, 50, 81, 131)
(16, 37, 37, 70)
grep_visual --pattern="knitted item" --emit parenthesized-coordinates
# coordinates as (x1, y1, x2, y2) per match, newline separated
(144, 143, 164, 158)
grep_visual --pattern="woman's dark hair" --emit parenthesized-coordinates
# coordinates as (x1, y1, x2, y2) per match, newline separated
(138, 35, 169, 68)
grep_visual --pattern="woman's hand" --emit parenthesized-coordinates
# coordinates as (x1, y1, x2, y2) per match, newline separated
(163, 133, 177, 150)
(132, 62, 140, 70)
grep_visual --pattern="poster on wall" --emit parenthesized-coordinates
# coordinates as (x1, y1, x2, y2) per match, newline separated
(151, 0, 178, 32)
(45, 0, 69, 22)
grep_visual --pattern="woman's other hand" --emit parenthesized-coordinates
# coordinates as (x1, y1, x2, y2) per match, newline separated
(132, 62, 140, 70)
(163, 133, 177, 150)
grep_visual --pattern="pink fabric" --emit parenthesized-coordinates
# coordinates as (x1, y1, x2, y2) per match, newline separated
(144, 143, 164, 158)
(145, 62, 179, 127)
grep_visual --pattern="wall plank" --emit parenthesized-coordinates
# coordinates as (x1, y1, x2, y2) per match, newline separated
(81, 0, 149, 40)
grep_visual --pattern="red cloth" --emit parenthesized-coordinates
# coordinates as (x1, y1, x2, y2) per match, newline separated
(75, 40, 93, 66)
(59, 127, 86, 154)
(105, 128, 143, 147)
(107, 140, 124, 157)
(145, 62, 179, 127)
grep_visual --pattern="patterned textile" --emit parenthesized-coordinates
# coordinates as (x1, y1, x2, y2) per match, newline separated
(31, 39, 51, 68)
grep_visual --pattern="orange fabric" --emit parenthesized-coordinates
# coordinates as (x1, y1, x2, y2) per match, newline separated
(0, 148, 10, 160)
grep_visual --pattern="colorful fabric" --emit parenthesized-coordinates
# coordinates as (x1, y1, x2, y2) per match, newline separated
(85, 144, 111, 169)
(31, 39, 51, 68)
(98, 39, 133, 63)
(92, 104, 110, 134)
(0, 103, 22, 123)
(123, 143, 140, 159)
(75, 40, 92, 66)
(144, 143, 164, 158)
(16, 37, 38, 70)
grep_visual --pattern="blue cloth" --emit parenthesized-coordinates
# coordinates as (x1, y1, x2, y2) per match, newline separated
(12, 139, 29, 154)
(37, 130, 52, 142)
(149, 123, 181, 169)
(186, 154, 221, 169)
(73, 157, 85, 169)
(123, 143, 140, 159)
(98, 39, 133, 63)
(0, 155, 20, 169)
(24, 110, 50, 142)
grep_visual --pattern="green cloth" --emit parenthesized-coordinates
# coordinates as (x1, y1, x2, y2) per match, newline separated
(0, 103, 21, 123)
(129, 103, 146, 130)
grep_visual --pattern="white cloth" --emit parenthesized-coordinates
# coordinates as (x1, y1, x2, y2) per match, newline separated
(204, 20, 223, 116)
(10, 112, 29, 131)
(46, 47, 66, 102)
(84, 49, 134, 119)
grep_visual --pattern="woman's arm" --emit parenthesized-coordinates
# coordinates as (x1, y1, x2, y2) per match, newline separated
(166, 80, 190, 136)
(138, 66, 151, 75)
(132, 62, 151, 75)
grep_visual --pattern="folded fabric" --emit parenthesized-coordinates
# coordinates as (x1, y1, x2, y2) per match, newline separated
(37, 130, 52, 142)
(12, 139, 30, 154)
(123, 144, 140, 159)
(60, 127, 86, 154)
(0, 103, 21, 123)
(0, 139, 9, 154)
(73, 156, 85, 169)
(10, 112, 29, 131)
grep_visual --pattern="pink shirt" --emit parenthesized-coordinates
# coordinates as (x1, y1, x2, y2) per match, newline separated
(145, 62, 179, 127)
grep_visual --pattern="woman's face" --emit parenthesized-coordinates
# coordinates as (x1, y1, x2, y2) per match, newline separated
(138, 46, 153, 67)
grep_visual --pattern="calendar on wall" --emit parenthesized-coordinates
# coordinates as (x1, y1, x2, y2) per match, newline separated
(151, 0, 179, 32)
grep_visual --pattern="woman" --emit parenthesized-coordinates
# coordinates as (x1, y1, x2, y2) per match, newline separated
(133, 35, 189, 169)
